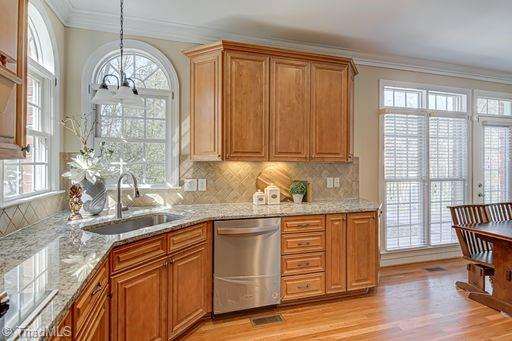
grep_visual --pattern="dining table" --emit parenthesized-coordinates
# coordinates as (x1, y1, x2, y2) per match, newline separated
(454, 221, 512, 315)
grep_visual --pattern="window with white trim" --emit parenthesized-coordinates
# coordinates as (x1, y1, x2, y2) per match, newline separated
(89, 49, 176, 187)
(381, 81, 469, 251)
(1, 3, 57, 203)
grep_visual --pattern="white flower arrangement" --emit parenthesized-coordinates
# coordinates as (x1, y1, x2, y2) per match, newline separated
(61, 114, 115, 184)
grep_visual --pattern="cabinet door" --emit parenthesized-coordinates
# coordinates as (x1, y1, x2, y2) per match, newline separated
(111, 259, 167, 341)
(169, 243, 209, 339)
(75, 290, 109, 341)
(0, 0, 27, 159)
(270, 57, 310, 161)
(347, 212, 378, 290)
(325, 214, 347, 293)
(310, 62, 349, 162)
(190, 51, 222, 161)
(224, 51, 269, 160)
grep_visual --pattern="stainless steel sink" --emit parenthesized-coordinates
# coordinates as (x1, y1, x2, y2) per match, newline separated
(85, 213, 182, 235)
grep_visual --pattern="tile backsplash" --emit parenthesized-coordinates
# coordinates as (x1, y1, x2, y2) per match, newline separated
(0, 192, 66, 238)
(111, 157, 359, 207)
(1, 156, 359, 238)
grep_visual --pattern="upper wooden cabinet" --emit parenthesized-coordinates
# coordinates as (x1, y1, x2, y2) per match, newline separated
(184, 41, 357, 162)
(0, 0, 28, 159)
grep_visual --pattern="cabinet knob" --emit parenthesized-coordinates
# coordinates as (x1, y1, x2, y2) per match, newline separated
(21, 144, 30, 153)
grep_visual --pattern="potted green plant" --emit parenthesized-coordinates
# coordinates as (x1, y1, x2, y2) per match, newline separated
(289, 181, 307, 204)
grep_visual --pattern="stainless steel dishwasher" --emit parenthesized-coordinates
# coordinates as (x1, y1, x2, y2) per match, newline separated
(213, 217, 281, 314)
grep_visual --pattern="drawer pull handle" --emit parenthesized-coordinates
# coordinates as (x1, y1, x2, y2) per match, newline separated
(507, 270, 512, 282)
(297, 284, 310, 290)
(90, 282, 103, 296)
(297, 223, 310, 227)
(297, 262, 310, 267)
(297, 242, 311, 246)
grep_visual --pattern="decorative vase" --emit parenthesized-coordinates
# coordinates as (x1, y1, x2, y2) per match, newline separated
(80, 178, 107, 215)
(292, 194, 304, 204)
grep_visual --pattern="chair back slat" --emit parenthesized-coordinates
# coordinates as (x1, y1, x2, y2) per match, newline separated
(449, 204, 492, 260)
(488, 202, 512, 222)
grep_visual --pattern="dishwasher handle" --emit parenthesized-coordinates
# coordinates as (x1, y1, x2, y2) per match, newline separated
(216, 225, 279, 236)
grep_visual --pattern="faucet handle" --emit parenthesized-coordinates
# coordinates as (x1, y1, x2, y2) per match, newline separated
(135, 189, 141, 198)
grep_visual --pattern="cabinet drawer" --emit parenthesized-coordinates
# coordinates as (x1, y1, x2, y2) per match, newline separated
(282, 215, 325, 233)
(281, 273, 325, 301)
(282, 232, 325, 254)
(111, 234, 167, 274)
(74, 259, 109, 334)
(282, 252, 325, 276)
(168, 223, 208, 253)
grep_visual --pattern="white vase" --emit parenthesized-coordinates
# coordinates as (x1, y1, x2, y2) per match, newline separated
(80, 178, 107, 215)
(292, 194, 304, 204)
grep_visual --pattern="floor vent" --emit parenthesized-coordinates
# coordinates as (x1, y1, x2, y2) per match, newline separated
(425, 266, 446, 272)
(250, 314, 285, 327)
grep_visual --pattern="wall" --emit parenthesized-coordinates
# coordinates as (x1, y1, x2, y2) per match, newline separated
(0, 0, 68, 238)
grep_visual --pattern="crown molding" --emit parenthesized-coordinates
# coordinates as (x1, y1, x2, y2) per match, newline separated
(46, 0, 512, 85)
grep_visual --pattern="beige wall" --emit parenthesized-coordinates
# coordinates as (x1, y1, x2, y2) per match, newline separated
(63, 27, 512, 204)
(354, 66, 512, 202)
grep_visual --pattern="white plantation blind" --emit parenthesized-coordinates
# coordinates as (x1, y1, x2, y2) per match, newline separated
(429, 117, 468, 245)
(381, 81, 469, 251)
(383, 114, 427, 250)
(483, 125, 512, 203)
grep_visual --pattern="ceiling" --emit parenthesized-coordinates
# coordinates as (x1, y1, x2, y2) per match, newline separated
(47, 0, 512, 83)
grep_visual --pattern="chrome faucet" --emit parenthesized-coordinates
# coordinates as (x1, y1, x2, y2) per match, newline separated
(116, 172, 141, 218)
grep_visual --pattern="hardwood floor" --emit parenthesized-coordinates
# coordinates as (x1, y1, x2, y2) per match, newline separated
(188, 258, 512, 340)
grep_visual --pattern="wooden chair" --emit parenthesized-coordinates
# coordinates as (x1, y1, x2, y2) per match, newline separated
(487, 202, 512, 222)
(449, 204, 494, 293)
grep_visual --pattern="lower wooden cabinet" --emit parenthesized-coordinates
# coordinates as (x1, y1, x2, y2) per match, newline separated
(75, 288, 110, 341)
(111, 258, 168, 341)
(168, 243, 209, 339)
(325, 214, 347, 294)
(346, 212, 378, 290)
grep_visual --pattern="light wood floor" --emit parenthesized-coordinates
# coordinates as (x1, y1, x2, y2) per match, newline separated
(188, 258, 512, 340)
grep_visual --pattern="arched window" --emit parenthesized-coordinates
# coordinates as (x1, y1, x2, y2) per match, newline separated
(2, 1, 58, 202)
(85, 40, 179, 187)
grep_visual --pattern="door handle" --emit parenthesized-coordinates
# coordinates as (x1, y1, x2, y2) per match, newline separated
(216, 226, 279, 235)
(506, 270, 512, 282)
(90, 282, 103, 296)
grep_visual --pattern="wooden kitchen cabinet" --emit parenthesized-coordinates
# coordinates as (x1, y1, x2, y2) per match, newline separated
(270, 57, 310, 161)
(325, 214, 347, 294)
(224, 51, 269, 160)
(311, 62, 351, 162)
(184, 41, 357, 162)
(346, 212, 378, 290)
(111, 258, 168, 341)
(75, 290, 110, 341)
(0, 0, 28, 159)
(168, 243, 209, 339)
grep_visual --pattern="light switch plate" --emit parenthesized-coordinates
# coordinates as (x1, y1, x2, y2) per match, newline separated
(183, 179, 197, 192)
(326, 177, 334, 188)
(334, 177, 340, 188)
(198, 179, 207, 191)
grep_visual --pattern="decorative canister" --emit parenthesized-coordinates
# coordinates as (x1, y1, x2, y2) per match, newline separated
(252, 190, 266, 205)
(264, 184, 281, 205)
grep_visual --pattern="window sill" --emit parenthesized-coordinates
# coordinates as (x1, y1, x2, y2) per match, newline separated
(105, 184, 180, 191)
(0, 190, 65, 209)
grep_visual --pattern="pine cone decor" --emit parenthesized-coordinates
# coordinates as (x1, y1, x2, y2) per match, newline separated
(68, 184, 83, 221)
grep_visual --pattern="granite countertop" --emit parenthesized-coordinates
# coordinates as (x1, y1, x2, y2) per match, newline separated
(0, 199, 380, 339)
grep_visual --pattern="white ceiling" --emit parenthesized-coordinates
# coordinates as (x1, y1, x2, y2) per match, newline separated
(47, 0, 512, 83)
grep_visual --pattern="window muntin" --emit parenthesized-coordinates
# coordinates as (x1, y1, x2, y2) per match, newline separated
(92, 51, 171, 186)
(381, 81, 469, 251)
(477, 96, 512, 116)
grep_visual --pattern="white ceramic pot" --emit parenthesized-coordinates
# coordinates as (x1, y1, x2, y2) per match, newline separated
(292, 194, 304, 204)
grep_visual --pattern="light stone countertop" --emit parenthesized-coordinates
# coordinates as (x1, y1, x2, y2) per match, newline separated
(0, 199, 380, 340)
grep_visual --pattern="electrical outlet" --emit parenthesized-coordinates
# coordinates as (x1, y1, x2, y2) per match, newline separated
(326, 177, 334, 188)
(334, 177, 340, 188)
(183, 179, 197, 192)
(198, 179, 207, 191)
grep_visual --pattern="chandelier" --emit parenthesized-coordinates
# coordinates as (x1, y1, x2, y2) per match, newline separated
(91, 0, 145, 108)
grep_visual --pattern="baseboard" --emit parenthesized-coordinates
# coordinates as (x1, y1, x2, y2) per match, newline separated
(380, 245, 462, 267)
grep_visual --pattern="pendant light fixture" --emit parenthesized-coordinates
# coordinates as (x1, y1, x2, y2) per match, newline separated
(91, 0, 145, 109)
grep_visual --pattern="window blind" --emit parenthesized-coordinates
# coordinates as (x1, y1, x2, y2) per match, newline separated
(383, 113, 427, 250)
(483, 125, 512, 203)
